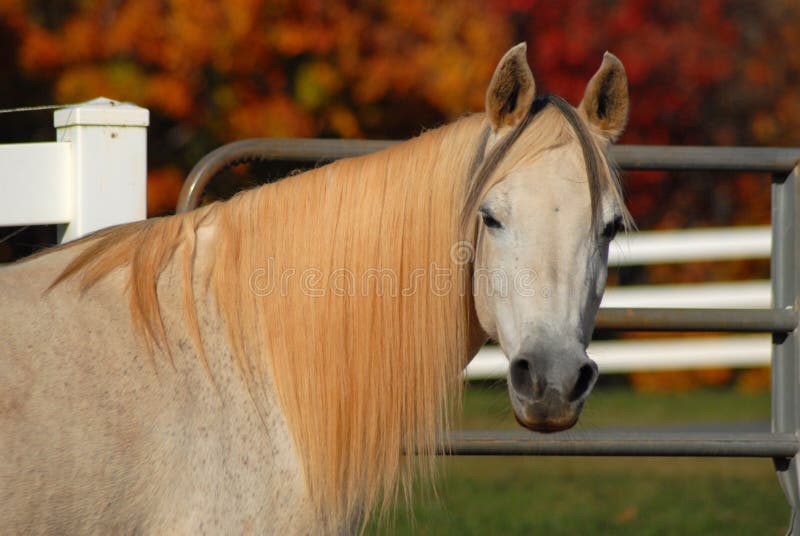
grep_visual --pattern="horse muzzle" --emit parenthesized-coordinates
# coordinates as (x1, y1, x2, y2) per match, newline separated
(507, 350, 598, 433)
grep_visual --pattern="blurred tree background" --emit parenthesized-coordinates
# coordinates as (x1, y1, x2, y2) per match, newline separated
(1, 0, 798, 390)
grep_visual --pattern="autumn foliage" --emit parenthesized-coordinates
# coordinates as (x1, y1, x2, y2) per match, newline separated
(2, 0, 799, 390)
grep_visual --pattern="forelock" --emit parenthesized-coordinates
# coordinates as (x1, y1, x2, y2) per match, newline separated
(462, 95, 616, 237)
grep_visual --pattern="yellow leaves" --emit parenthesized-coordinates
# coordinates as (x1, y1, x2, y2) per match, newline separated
(107, 61, 147, 97)
(212, 85, 237, 114)
(751, 112, 779, 144)
(295, 61, 342, 110)
(55, 62, 149, 105)
(56, 66, 114, 102)
(736, 368, 771, 394)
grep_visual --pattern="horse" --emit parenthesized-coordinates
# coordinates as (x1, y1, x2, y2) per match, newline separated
(0, 43, 630, 534)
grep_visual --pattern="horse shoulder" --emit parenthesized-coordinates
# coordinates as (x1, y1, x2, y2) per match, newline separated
(1, 240, 318, 534)
(1, 246, 161, 531)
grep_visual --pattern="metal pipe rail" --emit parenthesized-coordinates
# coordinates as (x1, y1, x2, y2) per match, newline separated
(442, 430, 800, 458)
(179, 138, 800, 531)
(596, 307, 797, 332)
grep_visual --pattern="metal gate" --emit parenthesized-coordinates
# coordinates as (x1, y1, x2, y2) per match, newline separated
(178, 140, 800, 532)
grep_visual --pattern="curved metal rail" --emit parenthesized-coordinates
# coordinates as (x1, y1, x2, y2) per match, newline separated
(176, 139, 800, 213)
(177, 138, 396, 213)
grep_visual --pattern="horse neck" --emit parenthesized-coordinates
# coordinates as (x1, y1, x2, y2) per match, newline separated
(205, 114, 487, 528)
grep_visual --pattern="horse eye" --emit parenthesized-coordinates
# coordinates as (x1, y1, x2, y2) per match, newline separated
(480, 209, 503, 230)
(602, 216, 624, 239)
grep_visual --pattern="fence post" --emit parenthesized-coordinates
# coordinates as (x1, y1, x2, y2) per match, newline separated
(772, 164, 800, 534)
(53, 98, 149, 243)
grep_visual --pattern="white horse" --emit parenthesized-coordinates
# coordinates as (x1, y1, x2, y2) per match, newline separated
(0, 43, 630, 534)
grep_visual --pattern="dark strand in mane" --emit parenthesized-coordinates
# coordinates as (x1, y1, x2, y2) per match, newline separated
(545, 94, 604, 232)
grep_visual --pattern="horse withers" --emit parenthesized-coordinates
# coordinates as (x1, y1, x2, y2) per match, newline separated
(0, 43, 630, 533)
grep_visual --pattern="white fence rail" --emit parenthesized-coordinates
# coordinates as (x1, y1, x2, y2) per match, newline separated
(466, 226, 773, 379)
(0, 100, 770, 376)
(608, 226, 770, 265)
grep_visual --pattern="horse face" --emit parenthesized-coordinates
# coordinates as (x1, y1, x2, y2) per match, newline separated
(472, 44, 629, 432)
(473, 146, 624, 432)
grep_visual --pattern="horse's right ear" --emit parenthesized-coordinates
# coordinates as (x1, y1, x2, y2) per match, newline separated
(486, 43, 536, 132)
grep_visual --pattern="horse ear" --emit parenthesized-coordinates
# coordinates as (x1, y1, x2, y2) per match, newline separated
(486, 43, 536, 131)
(579, 52, 629, 141)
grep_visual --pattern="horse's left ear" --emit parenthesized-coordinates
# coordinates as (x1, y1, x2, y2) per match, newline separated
(579, 52, 629, 142)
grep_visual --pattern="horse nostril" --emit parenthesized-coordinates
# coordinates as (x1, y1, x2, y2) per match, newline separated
(509, 358, 534, 398)
(569, 363, 597, 402)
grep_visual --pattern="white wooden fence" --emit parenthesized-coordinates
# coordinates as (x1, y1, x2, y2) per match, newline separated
(0, 98, 148, 242)
(1, 99, 770, 376)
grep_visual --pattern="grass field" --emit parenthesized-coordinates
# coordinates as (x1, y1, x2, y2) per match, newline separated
(367, 381, 789, 535)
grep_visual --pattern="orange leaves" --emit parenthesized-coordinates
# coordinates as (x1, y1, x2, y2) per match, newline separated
(327, 106, 361, 138)
(146, 75, 193, 119)
(271, 21, 334, 56)
(18, 27, 62, 74)
(61, 17, 103, 63)
(228, 96, 315, 139)
(147, 167, 185, 216)
(106, 1, 165, 63)
(4, 0, 516, 145)
(629, 368, 771, 394)
(629, 369, 734, 393)
(164, 0, 219, 70)
(0, 0, 27, 29)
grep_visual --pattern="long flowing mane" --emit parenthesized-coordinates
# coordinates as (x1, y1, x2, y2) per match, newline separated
(50, 100, 627, 530)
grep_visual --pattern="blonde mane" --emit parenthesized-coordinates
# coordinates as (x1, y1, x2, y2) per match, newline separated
(51, 101, 627, 530)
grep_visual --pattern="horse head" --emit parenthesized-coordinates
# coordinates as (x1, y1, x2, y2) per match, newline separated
(470, 44, 630, 432)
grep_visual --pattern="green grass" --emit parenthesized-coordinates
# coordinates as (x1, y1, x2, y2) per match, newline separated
(367, 383, 788, 535)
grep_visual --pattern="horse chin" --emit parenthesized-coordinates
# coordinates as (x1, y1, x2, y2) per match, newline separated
(513, 409, 579, 433)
